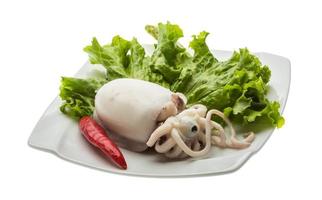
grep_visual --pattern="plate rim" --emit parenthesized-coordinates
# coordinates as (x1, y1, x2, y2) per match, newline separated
(28, 49, 291, 177)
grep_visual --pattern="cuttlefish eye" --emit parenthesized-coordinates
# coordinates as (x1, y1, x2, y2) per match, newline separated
(180, 116, 199, 138)
(186, 123, 199, 138)
(191, 125, 198, 132)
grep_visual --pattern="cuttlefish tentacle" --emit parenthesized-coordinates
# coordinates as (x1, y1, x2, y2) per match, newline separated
(155, 137, 176, 153)
(170, 113, 212, 157)
(207, 109, 255, 149)
(146, 123, 172, 147)
(147, 104, 255, 159)
(198, 117, 227, 148)
(165, 143, 183, 158)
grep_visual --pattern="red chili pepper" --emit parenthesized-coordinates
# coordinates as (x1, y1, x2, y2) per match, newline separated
(79, 116, 127, 170)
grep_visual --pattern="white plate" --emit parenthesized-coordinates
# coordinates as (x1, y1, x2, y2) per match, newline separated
(28, 47, 291, 177)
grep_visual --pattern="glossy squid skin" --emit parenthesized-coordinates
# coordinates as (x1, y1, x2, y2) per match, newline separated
(94, 78, 186, 152)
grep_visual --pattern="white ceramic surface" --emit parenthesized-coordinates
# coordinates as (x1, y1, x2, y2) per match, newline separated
(28, 47, 291, 177)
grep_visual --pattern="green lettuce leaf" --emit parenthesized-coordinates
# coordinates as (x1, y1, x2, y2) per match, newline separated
(148, 22, 187, 84)
(145, 25, 158, 40)
(60, 22, 284, 128)
(189, 31, 218, 68)
(83, 36, 131, 80)
(176, 45, 283, 127)
(59, 77, 107, 120)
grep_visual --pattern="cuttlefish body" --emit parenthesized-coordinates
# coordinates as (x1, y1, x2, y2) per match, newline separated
(94, 78, 255, 158)
(94, 78, 186, 152)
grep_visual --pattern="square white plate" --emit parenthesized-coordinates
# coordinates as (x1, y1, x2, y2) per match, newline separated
(28, 47, 291, 177)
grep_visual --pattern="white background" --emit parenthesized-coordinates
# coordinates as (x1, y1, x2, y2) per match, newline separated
(0, 0, 321, 199)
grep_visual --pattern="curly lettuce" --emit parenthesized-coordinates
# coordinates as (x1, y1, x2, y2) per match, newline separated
(59, 22, 284, 128)
(59, 77, 106, 120)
